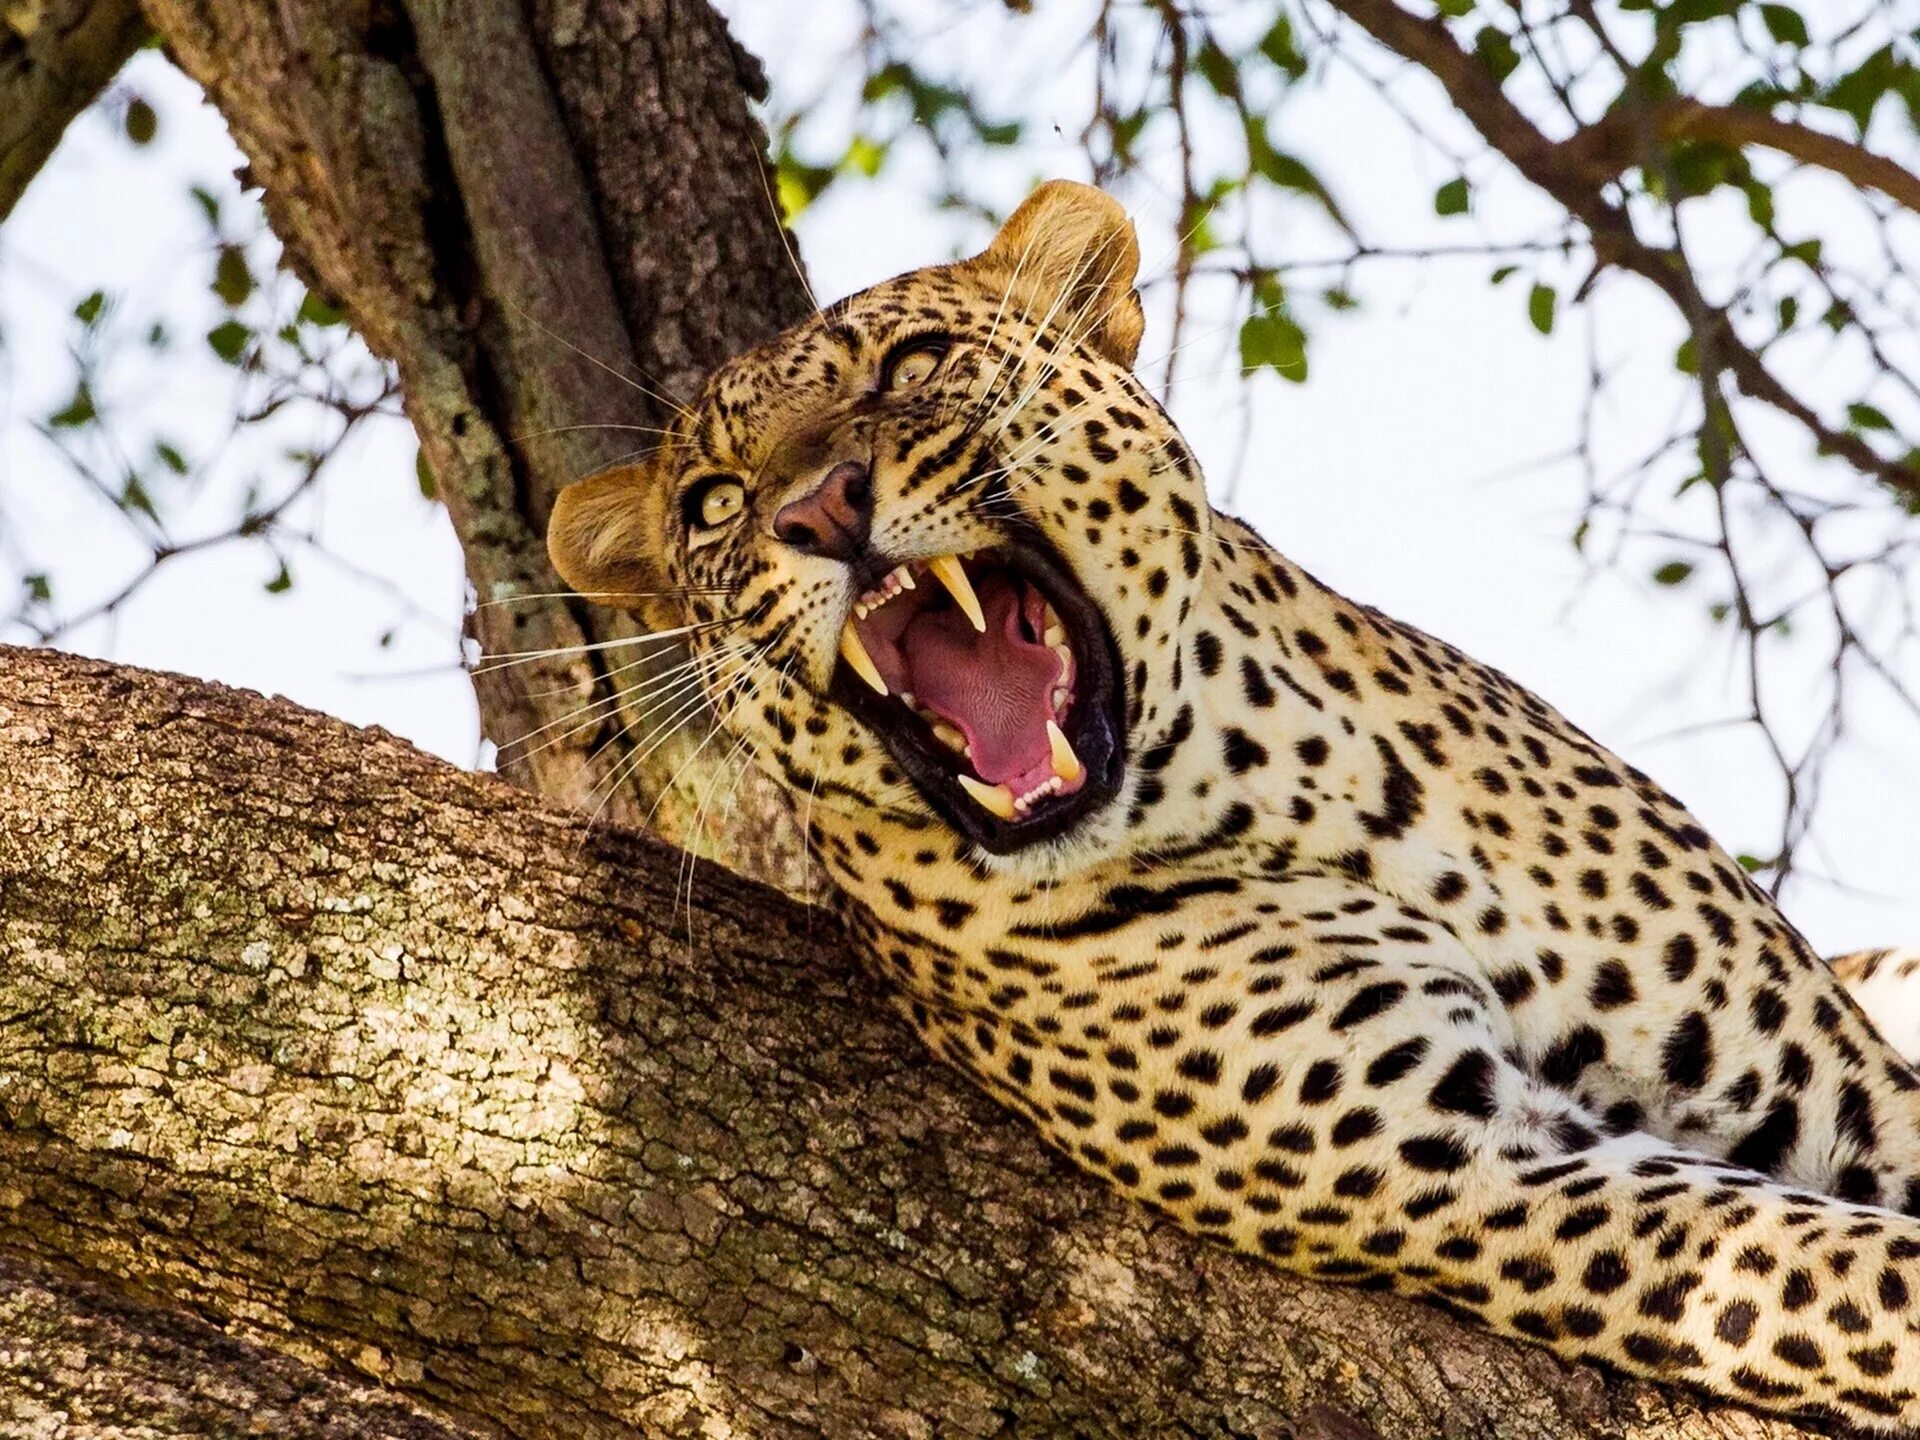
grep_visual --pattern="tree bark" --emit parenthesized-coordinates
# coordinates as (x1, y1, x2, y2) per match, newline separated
(129, 0, 812, 885)
(0, 0, 147, 222)
(0, 644, 1815, 1440)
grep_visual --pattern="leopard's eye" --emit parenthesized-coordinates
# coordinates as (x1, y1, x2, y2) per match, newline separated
(683, 475, 746, 544)
(883, 340, 948, 391)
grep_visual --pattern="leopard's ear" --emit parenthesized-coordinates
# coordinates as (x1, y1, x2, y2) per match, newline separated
(547, 462, 672, 615)
(974, 180, 1144, 368)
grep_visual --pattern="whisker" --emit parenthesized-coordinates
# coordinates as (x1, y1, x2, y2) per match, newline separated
(469, 618, 739, 675)
(500, 296, 697, 421)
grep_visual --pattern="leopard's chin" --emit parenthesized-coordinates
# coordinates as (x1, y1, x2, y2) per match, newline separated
(829, 522, 1125, 854)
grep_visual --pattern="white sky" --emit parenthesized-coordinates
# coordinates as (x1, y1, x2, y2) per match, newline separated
(2, 7, 1915, 954)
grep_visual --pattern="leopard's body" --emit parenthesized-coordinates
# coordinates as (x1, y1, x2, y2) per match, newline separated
(550, 182, 1920, 1435)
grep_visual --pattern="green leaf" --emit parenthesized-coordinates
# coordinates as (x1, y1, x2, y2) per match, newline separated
(1435, 0, 1474, 15)
(48, 383, 97, 428)
(1675, 336, 1698, 374)
(1847, 402, 1894, 431)
(1653, 560, 1694, 586)
(1527, 282, 1557, 336)
(207, 320, 251, 363)
(1258, 15, 1308, 79)
(1758, 4, 1809, 46)
(841, 135, 886, 177)
(415, 449, 438, 500)
(264, 562, 293, 595)
(1194, 38, 1239, 97)
(1735, 853, 1764, 873)
(23, 573, 51, 604)
(189, 185, 221, 227)
(1473, 27, 1520, 83)
(1321, 286, 1359, 312)
(120, 476, 157, 520)
(213, 245, 254, 307)
(1433, 177, 1470, 216)
(124, 97, 157, 146)
(298, 293, 346, 328)
(1239, 309, 1309, 383)
(1489, 264, 1519, 285)
(1822, 45, 1896, 132)
(73, 290, 107, 327)
(154, 440, 189, 474)
(1247, 129, 1353, 233)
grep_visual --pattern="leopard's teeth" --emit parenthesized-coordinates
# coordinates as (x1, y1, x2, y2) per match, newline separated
(931, 720, 969, 755)
(838, 622, 888, 696)
(1046, 720, 1084, 785)
(957, 773, 1017, 819)
(892, 564, 917, 591)
(928, 553, 987, 633)
(1043, 622, 1066, 648)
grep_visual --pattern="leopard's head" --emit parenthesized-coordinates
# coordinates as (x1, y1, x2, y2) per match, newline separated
(550, 181, 1211, 871)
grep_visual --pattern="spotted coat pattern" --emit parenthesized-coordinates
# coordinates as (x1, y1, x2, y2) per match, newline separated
(549, 183, 1920, 1436)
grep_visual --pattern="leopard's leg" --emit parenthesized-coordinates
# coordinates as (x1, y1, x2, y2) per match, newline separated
(906, 874, 1920, 1436)
(1513, 924, 1920, 1218)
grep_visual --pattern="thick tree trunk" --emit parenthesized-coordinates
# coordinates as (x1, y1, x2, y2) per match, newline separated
(0, 0, 146, 222)
(0, 644, 1812, 1440)
(130, 0, 812, 885)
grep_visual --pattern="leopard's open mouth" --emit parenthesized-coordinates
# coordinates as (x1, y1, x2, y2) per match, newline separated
(829, 530, 1124, 853)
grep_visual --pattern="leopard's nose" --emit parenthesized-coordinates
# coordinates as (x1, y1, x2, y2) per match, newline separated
(772, 459, 873, 563)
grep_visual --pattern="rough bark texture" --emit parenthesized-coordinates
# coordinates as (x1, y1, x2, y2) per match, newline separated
(0, 644, 1821, 1440)
(0, 0, 147, 222)
(129, 0, 811, 884)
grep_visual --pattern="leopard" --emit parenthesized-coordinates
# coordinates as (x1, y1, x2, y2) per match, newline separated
(548, 179, 1920, 1436)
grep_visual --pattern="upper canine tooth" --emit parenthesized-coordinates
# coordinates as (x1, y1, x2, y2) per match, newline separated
(839, 622, 888, 696)
(1046, 719, 1084, 784)
(928, 554, 986, 633)
(957, 773, 1017, 819)
(893, 564, 916, 590)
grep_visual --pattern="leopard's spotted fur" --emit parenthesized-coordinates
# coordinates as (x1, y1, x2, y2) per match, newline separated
(551, 181, 1920, 1435)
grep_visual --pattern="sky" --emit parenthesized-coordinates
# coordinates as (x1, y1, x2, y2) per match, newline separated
(1, 5, 1916, 955)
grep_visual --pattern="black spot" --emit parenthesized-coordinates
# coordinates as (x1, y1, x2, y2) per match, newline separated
(1366, 1038, 1428, 1086)
(1540, 1026, 1606, 1087)
(1660, 1011, 1712, 1091)
(1331, 981, 1407, 1031)
(1399, 1134, 1471, 1173)
(1300, 1060, 1343, 1104)
(1223, 728, 1269, 774)
(1588, 960, 1636, 1009)
(1428, 1051, 1498, 1119)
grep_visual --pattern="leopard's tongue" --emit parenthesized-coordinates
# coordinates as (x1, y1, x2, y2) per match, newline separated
(880, 572, 1066, 790)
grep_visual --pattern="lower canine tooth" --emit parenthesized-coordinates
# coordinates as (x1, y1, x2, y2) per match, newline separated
(893, 564, 916, 590)
(839, 623, 888, 696)
(957, 773, 1017, 819)
(1046, 719, 1084, 784)
(928, 554, 987, 633)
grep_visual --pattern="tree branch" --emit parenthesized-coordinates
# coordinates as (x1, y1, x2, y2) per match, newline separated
(0, 643, 1815, 1439)
(1321, 0, 1920, 502)
(0, 0, 147, 222)
(1565, 99, 1920, 219)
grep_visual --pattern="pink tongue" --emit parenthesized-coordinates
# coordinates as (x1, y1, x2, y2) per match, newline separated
(904, 573, 1063, 787)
